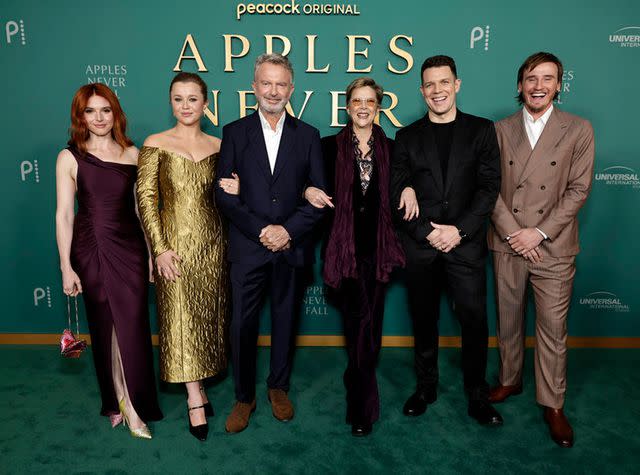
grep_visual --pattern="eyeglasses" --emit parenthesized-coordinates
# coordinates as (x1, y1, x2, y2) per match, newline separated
(349, 98, 377, 108)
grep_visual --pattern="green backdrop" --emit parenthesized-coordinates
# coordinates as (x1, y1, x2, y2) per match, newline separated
(2, 0, 638, 338)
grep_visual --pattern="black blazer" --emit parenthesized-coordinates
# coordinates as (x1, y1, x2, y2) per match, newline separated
(215, 112, 326, 268)
(390, 110, 501, 265)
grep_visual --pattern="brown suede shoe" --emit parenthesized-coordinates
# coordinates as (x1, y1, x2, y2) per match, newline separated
(267, 388, 294, 422)
(543, 407, 574, 448)
(488, 384, 523, 403)
(225, 400, 256, 434)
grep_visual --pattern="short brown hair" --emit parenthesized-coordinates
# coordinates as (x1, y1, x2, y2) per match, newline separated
(170, 72, 208, 100)
(420, 55, 457, 82)
(345, 77, 384, 105)
(67, 83, 133, 153)
(516, 52, 563, 104)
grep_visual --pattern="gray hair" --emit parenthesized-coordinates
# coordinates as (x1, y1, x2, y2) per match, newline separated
(253, 53, 294, 83)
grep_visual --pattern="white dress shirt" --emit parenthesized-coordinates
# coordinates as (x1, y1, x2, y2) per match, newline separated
(523, 104, 553, 149)
(522, 105, 554, 241)
(258, 109, 286, 173)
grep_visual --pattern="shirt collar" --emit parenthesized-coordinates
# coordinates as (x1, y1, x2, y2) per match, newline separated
(258, 109, 286, 133)
(523, 104, 554, 125)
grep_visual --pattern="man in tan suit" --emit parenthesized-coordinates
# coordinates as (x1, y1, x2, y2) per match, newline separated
(488, 52, 595, 448)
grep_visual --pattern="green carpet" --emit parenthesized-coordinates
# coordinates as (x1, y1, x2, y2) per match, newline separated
(1, 346, 638, 474)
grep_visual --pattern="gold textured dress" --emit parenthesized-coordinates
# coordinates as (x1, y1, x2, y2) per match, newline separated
(136, 146, 228, 383)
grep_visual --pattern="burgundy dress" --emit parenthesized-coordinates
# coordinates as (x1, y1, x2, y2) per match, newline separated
(68, 146, 162, 422)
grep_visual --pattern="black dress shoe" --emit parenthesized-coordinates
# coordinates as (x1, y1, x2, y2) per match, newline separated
(188, 404, 209, 441)
(403, 390, 437, 416)
(351, 423, 372, 437)
(468, 400, 503, 426)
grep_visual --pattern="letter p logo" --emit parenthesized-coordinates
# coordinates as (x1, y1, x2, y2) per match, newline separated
(5, 20, 25, 45)
(20, 160, 39, 182)
(33, 287, 52, 307)
(470, 26, 490, 51)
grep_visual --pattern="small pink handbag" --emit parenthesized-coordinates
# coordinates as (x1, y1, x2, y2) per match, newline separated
(60, 296, 87, 358)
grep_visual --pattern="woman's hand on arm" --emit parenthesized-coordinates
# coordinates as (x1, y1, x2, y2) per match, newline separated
(219, 172, 240, 195)
(304, 186, 334, 209)
(398, 186, 419, 221)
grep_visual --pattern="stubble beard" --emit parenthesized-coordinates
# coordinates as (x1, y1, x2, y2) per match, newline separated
(258, 96, 287, 116)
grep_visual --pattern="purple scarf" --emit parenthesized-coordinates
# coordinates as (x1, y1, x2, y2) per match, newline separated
(323, 123, 405, 288)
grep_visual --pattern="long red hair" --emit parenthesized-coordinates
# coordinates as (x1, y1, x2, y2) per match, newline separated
(67, 83, 134, 152)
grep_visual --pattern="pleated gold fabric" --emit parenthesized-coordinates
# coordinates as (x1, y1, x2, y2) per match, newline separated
(136, 146, 228, 383)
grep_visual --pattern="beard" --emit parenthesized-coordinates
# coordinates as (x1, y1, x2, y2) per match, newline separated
(526, 102, 549, 114)
(525, 91, 556, 115)
(257, 96, 287, 115)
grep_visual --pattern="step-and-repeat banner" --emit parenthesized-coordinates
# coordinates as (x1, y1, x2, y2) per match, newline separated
(2, 0, 638, 338)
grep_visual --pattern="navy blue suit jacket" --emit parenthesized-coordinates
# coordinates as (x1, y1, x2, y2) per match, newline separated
(215, 111, 326, 268)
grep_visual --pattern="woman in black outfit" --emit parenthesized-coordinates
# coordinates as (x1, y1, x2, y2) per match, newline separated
(305, 77, 408, 436)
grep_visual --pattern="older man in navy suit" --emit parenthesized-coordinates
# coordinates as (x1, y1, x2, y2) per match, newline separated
(215, 53, 326, 433)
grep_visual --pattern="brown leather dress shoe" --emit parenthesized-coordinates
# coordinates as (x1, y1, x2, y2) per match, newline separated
(268, 388, 294, 422)
(488, 384, 523, 403)
(225, 400, 256, 434)
(543, 407, 574, 448)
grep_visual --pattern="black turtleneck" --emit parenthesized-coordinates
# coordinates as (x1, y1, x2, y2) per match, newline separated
(432, 120, 455, 183)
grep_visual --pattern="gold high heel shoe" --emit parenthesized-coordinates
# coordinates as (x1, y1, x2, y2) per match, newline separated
(119, 399, 152, 439)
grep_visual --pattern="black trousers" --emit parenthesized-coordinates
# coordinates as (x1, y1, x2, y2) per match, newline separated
(406, 254, 489, 401)
(229, 256, 306, 403)
(335, 256, 387, 425)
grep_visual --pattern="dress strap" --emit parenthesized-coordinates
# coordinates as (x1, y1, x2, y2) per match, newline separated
(66, 145, 83, 161)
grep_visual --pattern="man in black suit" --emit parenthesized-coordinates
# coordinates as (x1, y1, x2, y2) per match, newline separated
(215, 53, 326, 433)
(390, 55, 502, 425)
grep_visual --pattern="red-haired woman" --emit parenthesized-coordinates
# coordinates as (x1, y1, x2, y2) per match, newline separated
(55, 83, 162, 439)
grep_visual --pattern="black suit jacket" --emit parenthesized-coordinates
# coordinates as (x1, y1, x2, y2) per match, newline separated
(390, 110, 501, 265)
(215, 111, 326, 268)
